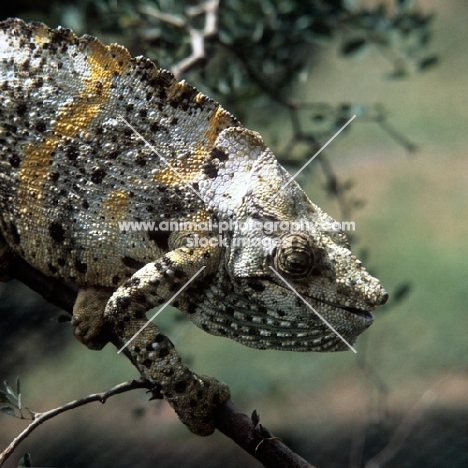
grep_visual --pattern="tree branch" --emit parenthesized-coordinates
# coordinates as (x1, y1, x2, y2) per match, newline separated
(214, 400, 315, 468)
(141, 0, 220, 78)
(2, 256, 315, 467)
(0, 379, 152, 466)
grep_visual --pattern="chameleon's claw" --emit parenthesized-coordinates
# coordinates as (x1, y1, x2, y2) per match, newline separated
(166, 374, 230, 436)
(72, 286, 114, 350)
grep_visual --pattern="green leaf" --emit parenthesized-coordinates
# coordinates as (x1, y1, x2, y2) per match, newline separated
(341, 179, 354, 191)
(4, 380, 15, 397)
(251, 409, 260, 426)
(219, 29, 234, 45)
(0, 406, 15, 417)
(418, 55, 438, 71)
(341, 38, 367, 57)
(393, 283, 412, 303)
(294, 15, 312, 30)
(387, 62, 409, 79)
(2, 381, 18, 405)
(18, 452, 32, 467)
(395, 0, 415, 11)
(0, 390, 13, 404)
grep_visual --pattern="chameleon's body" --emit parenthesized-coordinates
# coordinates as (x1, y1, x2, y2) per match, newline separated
(0, 19, 387, 435)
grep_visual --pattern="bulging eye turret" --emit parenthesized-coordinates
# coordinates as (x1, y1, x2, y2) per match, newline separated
(273, 234, 315, 278)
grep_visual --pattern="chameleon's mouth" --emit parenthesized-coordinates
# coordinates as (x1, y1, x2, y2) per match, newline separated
(310, 296, 374, 321)
(338, 305, 374, 320)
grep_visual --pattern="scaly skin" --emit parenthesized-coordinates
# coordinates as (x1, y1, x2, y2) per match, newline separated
(0, 19, 388, 435)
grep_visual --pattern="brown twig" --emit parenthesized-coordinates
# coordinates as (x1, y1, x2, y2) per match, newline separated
(143, 0, 221, 78)
(172, 0, 220, 77)
(214, 400, 315, 468)
(0, 379, 152, 466)
(3, 257, 315, 467)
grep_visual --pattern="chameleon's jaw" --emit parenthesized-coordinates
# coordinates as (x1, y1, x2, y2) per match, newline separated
(342, 307, 374, 320)
(312, 298, 376, 320)
(187, 276, 385, 352)
(333, 286, 388, 319)
(336, 305, 374, 320)
(339, 289, 388, 320)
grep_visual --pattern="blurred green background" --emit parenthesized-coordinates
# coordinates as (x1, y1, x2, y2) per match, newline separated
(0, 0, 466, 467)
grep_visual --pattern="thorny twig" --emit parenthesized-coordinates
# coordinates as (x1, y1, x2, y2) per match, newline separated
(0, 379, 152, 466)
(2, 258, 315, 468)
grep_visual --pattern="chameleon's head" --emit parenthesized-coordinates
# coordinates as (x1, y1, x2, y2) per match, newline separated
(196, 128, 388, 352)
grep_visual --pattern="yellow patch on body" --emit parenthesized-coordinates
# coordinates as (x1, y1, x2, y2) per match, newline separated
(150, 149, 207, 186)
(17, 39, 130, 220)
(206, 107, 237, 145)
(100, 189, 130, 224)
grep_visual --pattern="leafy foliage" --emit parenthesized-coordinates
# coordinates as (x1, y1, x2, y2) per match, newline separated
(0, 378, 21, 417)
(17, 453, 32, 467)
(48, 0, 437, 107)
(251, 409, 260, 427)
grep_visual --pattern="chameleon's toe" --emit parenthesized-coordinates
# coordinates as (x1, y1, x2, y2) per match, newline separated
(72, 316, 110, 350)
(167, 374, 231, 436)
(72, 286, 114, 350)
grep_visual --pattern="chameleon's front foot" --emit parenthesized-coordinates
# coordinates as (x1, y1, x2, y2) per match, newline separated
(117, 321, 230, 435)
(101, 247, 230, 434)
(105, 282, 230, 434)
(72, 286, 114, 350)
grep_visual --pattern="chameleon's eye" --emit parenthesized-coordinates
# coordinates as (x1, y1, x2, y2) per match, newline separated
(274, 234, 315, 278)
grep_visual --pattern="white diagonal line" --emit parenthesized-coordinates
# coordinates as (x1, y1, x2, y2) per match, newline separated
(268, 266, 357, 353)
(117, 266, 206, 354)
(118, 116, 205, 203)
(283, 114, 356, 188)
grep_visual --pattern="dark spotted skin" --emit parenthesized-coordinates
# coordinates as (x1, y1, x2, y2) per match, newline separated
(0, 19, 388, 436)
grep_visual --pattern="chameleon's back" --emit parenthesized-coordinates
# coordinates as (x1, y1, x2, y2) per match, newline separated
(0, 18, 391, 441)
(0, 18, 239, 286)
(1, 18, 388, 357)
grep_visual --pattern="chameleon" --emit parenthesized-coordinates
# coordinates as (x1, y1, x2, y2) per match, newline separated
(0, 18, 388, 435)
